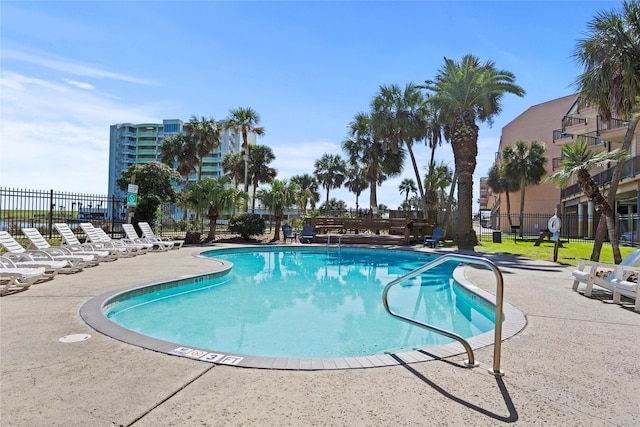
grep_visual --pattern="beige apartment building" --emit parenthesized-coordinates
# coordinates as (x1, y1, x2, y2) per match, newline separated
(482, 94, 640, 243)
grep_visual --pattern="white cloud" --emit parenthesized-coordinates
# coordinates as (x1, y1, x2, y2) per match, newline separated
(2, 49, 154, 85)
(65, 79, 95, 90)
(0, 71, 164, 193)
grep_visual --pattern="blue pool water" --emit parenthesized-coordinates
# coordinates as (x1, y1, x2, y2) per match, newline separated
(105, 248, 496, 359)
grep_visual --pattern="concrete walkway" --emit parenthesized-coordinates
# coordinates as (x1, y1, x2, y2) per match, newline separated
(1, 245, 638, 426)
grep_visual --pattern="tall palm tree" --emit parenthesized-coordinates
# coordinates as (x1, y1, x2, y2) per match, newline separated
(185, 115, 221, 182)
(223, 107, 265, 211)
(424, 55, 525, 248)
(502, 140, 547, 237)
(159, 133, 198, 185)
(184, 176, 246, 241)
(343, 112, 404, 210)
(247, 144, 277, 212)
(546, 139, 627, 261)
(398, 178, 417, 208)
(486, 162, 519, 228)
(573, 0, 640, 261)
(371, 83, 430, 215)
(344, 164, 369, 213)
(290, 174, 319, 215)
(256, 179, 299, 241)
(314, 153, 347, 216)
(159, 134, 199, 220)
(426, 162, 453, 223)
(222, 151, 244, 189)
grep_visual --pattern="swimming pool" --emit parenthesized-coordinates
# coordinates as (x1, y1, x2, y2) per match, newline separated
(81, 246, 523, 369)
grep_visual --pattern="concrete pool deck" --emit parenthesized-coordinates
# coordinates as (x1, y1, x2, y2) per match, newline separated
(1, 244, 639, 426)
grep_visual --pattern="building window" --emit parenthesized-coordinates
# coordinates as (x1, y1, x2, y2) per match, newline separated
(164, 124, 179, 133)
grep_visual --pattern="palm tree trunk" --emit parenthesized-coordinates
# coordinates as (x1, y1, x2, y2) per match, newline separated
(505, 191, 513, 228)
(442, 170, 457, 239)
(369, 176, 378, 210)
(207, 209, 218, 241)
(325, 187, 330, 216)
(450, 118, 479, 248)
(405, 143, 429, 216)
(519, 176, 526, 237)
(590, 116, 639, 263)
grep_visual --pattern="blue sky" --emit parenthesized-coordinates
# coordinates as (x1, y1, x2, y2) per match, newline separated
(0, 1, 620, 210)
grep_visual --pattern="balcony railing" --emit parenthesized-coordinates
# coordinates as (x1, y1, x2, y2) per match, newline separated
(576, 131, 602, 146)
(553, 129, 574, 142)
(598, 117, 628, 132)
(562, 115, 587, 129)
(560, 153, 640, 199)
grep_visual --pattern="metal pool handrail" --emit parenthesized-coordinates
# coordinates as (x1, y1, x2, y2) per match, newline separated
(382, 253, 505, 376)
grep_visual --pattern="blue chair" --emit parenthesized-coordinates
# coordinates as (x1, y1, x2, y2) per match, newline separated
(282, 225, 297, 243)
(300, 225, 316, 243)
(424, 227, 444, 248)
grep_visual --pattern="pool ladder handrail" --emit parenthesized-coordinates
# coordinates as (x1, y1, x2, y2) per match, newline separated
(382, 253, 505, 376)
(326, 233, 342, 247)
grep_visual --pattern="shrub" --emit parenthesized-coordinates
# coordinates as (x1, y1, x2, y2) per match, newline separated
(228, 213, 265, 240)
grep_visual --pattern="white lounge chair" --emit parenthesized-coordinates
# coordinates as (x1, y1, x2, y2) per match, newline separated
(0, 231, 90, 273)
(22, 227, 116, 263)
(79, 223, 145, 257)
(54, 223, 121, 260)
(0, 254, 63, 281)
(121, 224, 171, 252)
(612, 277, 640, 312)
(91, 224, 150, 255)
(0, 259, 46, 295)
(572, 249, 640, 297)
(138, 222, 183, 249)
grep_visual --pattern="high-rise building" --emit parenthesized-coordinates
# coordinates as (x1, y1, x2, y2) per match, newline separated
(107, 119, 252, 198)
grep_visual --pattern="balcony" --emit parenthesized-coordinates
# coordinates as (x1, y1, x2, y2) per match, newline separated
(562, 115, 589, 135)
(598, 117, 628, 144)
(576, 131, 602, 147)
(560, 153, 640, 200)
(553, 129, 575, 144)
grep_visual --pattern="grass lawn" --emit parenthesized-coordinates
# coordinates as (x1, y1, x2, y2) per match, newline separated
(472, 238, 636, 265)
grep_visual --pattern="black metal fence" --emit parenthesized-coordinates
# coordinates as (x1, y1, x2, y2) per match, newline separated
(3, 187, 639, 246)
(476, 212, 640, 246)
(0, 188, 127, 242)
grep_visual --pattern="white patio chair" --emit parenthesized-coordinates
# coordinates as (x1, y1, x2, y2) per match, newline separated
(22, 227, 116, 263)
(0, 231, 89, 273)
(138, 222, 183, 249)
(122, 224, 171, 252)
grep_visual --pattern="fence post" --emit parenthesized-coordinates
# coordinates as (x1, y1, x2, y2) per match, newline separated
(48, 189, 54, 238)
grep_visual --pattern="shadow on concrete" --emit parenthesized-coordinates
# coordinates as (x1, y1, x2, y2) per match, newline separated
(390, 353, 519, 423)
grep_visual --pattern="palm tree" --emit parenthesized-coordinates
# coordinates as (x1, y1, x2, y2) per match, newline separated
(344, 164, 369, 213)
(486, 162, 519, 228)
(159, 133, 198, 220)
(159, 133, 198, 185)
(371, 84, 430, 215)
(573, 0, 640, 261)
(546, 139, 627, 262)
(343, 112, 404, 210)
(502, 140, 547, 237)
(424, 55, 525, 248)
(290, 174, 320, 215)
(247, 144, 276, 213)
(222, 151, 244, 189)
(398, 178, 417, 209)
(426, 162, 453, 223)
(256, 179, 298, 241)
(314, 153, 347, 216)
(184, 115, 221, 182)
(184, 176, 246, 241)
(223, 107, 265, 211)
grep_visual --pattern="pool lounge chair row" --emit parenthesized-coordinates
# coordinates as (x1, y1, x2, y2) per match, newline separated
(0, 223, 183, 295)
(572, 249, 640, 312)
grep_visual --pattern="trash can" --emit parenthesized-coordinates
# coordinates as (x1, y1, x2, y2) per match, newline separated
(492, 231, 502, 243)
